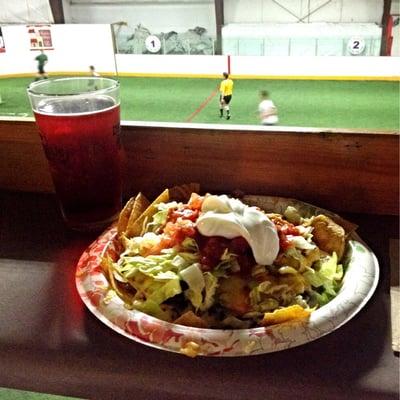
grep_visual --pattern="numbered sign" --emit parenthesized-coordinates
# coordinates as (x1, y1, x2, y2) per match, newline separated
(145, 35, 161, 53)
(347, 37, 366, 55)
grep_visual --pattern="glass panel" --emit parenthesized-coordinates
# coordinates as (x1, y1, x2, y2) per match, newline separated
(238, 39, 264, 56)
(289, 38, 317, 56)
(316, 38, 344, 56)
(264, 38, 290, 56)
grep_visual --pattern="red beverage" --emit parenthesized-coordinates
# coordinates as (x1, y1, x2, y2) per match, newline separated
(34, 95, 122, 231)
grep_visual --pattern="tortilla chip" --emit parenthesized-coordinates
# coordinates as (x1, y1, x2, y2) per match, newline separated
(101, 256, 136, 306)
(117, 197, 136, 236)
(125, 192, 150, 237)
(174, 311, 208, 328)
(243, 195, 357, 235)
(125, 189, 170, 238)
(261, 305, 311, 326)
(169, 183, 200, 202)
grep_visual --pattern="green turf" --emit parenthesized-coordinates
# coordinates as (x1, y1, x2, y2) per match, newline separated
(0, 76, 398, 130)
(0, 387, 83, 400)
(0, 77, 33, 117)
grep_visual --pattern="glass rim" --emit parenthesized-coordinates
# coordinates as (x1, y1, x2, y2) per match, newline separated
(27, 76, 120, 97)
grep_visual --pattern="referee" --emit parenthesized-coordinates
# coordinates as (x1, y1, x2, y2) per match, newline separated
(219, 72, 233, 120)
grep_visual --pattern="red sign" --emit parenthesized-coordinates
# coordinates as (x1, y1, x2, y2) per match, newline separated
(0, 27, 5, 53)
(27, 25, 53, 50)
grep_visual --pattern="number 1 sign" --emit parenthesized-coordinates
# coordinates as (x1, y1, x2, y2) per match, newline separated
(145, 35, 162, 53)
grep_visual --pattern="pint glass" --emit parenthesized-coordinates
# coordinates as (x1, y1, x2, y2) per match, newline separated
(27, 77, 122, 232)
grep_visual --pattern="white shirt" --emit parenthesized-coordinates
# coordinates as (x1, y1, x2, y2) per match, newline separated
(258, 99, 278, 125)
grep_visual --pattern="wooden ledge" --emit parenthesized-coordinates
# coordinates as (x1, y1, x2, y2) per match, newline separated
(0, 118, 398, 215)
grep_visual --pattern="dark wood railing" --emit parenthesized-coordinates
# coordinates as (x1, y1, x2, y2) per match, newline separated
(0, 118, 398, 215)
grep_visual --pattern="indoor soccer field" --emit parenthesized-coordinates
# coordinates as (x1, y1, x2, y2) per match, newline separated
(0, 76, 398, 130)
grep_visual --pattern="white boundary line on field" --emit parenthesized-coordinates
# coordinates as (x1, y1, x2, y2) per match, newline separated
(0, 112, 29, 117)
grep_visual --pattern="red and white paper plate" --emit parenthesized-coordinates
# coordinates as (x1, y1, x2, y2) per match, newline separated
(76, 196, 379, 357)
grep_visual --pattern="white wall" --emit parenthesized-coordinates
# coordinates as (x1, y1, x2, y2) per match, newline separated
(225, 0, 383, 24)
(0, 0, 390, 45)
(62, 0, 216, 36)
(392, 23, 400, 56)
(230, 55, 399, 78)
(0, 24, 116, 75)
(392, 0, 400, 56)
(0, 24, 399, 79)
(0, 0, 53, 24)
(116, 54, 399, 79)
(57, 1, 400, 57)
(116, 54, 226, 76)
(61, 0, 384, 36)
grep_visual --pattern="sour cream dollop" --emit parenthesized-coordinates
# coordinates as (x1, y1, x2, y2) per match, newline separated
(196, 195, 279, 266)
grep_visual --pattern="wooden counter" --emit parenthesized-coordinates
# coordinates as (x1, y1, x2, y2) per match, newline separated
(0, 118, 399, 399)
(0, 118, 399, 215)
(0, 191, 398, 400)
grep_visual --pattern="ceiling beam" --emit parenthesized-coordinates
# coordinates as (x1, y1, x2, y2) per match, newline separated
(214, 0, 224, 55)
(49, 0, 65, 23)
(380, 0, 392, 55)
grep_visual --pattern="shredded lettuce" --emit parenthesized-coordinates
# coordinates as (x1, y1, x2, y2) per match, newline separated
(288, 235, 316, 250)
(132, 299, 172, 320)
(303, 252, 343, 305)
(146, 278, 182, 305)
(121, 232, 161, 256)
(201, 272, 218, 311)
(111, 198, 348, 327)
(116, 250, 190, 308)
(179, 265, 219, 311)
(319, 252, 343, 281)
(181, 237, 199, 252)
(115, 246, 206, 317)
(180, 263, 205, 309)
(145, 201, 179, 233)
(214, 250, 240, 277)
(283, 206, 302, 225)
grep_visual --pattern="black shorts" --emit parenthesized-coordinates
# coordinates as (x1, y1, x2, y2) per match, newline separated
(222, 95, 232, 104)
(38, 65, 45, 74)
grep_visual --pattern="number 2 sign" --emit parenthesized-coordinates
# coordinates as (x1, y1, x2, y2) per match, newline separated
(347, 37, 366, 55)
(145, 35, 161, 53)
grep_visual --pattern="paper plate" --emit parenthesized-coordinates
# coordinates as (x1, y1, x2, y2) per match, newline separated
(75, 196, 379, 357)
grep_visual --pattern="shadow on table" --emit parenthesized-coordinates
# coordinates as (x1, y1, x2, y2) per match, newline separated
(74, 274, 393, 400)
(0, 191, 396, 399)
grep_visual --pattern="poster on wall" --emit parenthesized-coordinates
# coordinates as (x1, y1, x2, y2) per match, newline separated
(0, 27, 5, 53)
(27, 25, 54, 50)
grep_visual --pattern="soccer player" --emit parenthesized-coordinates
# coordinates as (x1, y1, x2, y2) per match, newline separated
(35, 50, 48, 81)
(219, 72, 233, 120)
(258, 90, 278, 125)
(89, 65, 100, 78)
(88, 65, 100, 90)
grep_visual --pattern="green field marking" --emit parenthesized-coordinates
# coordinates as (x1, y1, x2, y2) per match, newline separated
(119, 76, 221, 122)
(0, 76, 398, 130)
(0, 387, 83, 400)
(192, 79, 400, 130)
